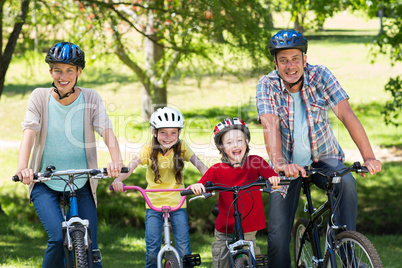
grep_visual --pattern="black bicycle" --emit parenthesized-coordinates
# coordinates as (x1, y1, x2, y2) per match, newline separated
(287, 162, 383, 268)
(13, 166, 128, 268)
(181, 177, 290, 268)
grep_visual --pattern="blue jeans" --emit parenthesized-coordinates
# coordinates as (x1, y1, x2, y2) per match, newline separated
(31, 182, 102, 268)
(145, 208, 191, 268)
(267, 158, 357, 268)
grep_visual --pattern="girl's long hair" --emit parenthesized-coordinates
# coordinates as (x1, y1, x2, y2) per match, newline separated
(150, 132, 185, 184)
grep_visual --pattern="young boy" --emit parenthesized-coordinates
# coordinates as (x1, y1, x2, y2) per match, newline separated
(190, 118, 280, 268)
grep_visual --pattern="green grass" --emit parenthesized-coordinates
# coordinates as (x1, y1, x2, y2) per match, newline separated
(1, 11, 402, 267)
(1, 214, 401, 267)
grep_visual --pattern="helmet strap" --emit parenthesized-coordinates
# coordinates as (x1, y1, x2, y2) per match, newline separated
(52, 74, 78, 100)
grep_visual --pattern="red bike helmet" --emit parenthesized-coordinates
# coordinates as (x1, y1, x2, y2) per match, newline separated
(213, 118, 250, 147)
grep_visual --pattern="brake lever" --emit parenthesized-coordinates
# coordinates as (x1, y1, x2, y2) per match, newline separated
(189, 192, 215, 202)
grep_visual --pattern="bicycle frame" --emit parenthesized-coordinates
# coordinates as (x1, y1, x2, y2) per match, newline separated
(62, 172, 94, 268)
(294, 163, 369, 268)
(116, 185, 197, 268)
(182, 177, 289, 267)
(13, 166, 126, 267)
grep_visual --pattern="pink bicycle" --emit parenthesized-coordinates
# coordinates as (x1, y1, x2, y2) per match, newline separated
(110, 185, 201, 268)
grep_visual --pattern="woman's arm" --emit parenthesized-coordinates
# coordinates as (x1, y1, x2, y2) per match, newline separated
(189, 154, 208, 175)
(102, 128, 124, 178)
(111, 156, 141, 192)
(16, 129, 36, 185)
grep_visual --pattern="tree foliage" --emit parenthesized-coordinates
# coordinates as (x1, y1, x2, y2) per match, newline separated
(30, 0, 273, 118)
(269, 0, 344, 32)
(352, 0, 402, 127)
(0, 0, 30, 98)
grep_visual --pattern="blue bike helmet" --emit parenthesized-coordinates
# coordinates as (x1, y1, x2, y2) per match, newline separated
(268, 29, 308, 57)
(45, 42, 85, 69)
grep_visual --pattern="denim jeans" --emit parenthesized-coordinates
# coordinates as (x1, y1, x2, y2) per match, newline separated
(145, 208, 191, 268)
(31, 182, 102, 268)
(267, 158, 357, 268)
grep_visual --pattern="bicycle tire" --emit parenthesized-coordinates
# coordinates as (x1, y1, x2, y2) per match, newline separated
(72, 231, 89, 268)
(163, 252, 180, 268)
(233, 256, 248, 268)
(323, 230, 383, 268)
(293, 218, 316, 268)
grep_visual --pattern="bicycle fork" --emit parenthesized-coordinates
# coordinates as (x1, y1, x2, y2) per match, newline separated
(157, 210, 182, 268)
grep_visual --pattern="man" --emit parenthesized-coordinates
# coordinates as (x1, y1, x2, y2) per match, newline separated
(256, 29, 382, 267)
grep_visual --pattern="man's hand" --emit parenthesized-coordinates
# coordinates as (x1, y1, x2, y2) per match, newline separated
(275, 163, 307, 178)
(362, 159, 382, 177)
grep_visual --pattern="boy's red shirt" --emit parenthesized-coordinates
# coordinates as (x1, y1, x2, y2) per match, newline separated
(198, 155, 277, 233)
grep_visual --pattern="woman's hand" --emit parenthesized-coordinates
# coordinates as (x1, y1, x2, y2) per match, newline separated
(16, 168, 34, 185)
(190, 183, 205, 195)
(107, 161, 124, 178)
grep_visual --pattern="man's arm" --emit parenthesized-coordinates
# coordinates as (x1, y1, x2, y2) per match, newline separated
(260, 114, 306, 178)
(332, 99, 381, 175)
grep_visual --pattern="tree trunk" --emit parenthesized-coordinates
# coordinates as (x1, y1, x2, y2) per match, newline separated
(142, 3, 166, 120)
(0, 0, 31, 98)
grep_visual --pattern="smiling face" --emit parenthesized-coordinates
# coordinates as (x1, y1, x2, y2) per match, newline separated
(274, 48, 307, 92)
(154, 128, 181, 151)
(49, 63, 81, 92)
(221, 129, 248, 166)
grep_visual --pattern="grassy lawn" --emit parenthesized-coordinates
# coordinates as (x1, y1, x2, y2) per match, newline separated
(0, 11, 401, 267)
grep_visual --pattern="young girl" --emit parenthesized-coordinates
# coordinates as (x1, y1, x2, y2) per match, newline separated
(112, 107, 207, 268)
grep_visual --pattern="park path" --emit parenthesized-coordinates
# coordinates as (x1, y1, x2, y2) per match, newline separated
(1, 139, 401, 164)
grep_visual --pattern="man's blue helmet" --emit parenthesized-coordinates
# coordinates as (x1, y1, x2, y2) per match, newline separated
(268, 29, 308, 57)
(45, 42, 85, 69)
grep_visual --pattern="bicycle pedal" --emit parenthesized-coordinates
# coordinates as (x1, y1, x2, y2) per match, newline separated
(183, 254, 201, 267)
(255, 254, 269, 267)
(92, 249, 102, 263)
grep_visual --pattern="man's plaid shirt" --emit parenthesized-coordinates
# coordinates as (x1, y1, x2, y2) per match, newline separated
(256, 63, 349, 166)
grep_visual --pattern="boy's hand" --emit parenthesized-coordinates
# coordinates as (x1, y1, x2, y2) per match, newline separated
(111, 179, 125, 192)
(269, 176, 281, 190)
(190, 183, 205, 195)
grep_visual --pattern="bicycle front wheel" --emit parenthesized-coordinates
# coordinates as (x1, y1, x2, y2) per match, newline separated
(163, 252, 180, 268)
(323, 231, 383, 268)
(293, 218, 316, 268)
(72, 231, 89, 268)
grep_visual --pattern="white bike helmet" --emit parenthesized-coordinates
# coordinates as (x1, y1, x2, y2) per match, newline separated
(150, 107, 185, 130)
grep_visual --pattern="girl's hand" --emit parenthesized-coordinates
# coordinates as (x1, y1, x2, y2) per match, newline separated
(17, 168, 34, 185)
(111, 179, 125, 192)
(107, 161, 124, 178)
(269, 176, 281, 190)
(190, 183, 205, 195)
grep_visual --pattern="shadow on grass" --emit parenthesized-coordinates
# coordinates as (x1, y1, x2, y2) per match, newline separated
(0, 213, 47, 265)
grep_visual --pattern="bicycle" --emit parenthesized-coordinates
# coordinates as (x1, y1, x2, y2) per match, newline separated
(13, 165, 128, 268)
(180, 176, 290, 268)
(286, 162, 383, 268)
(109, 184, 202, 268)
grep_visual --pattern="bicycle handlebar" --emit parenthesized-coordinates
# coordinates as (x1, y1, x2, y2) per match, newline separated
(278, 161, 369, 178)
(12, 167, 129, 182)
(109, 184, 190, 213)
(180, 176, 291, 197)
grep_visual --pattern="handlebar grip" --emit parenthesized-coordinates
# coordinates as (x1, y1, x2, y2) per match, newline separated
(180, 189, 194, 196)
(279, 179, 291, 185)
(12, 175, 20, 182)
(109, 183, 126, 191)
(121, 167, 129, 173)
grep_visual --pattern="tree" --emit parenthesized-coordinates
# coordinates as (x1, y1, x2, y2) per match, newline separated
(0, 0, 31, 98)
(59, 0, 273, 119)
(351, 0, 402, 126)
(269, 0, 343, 32)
